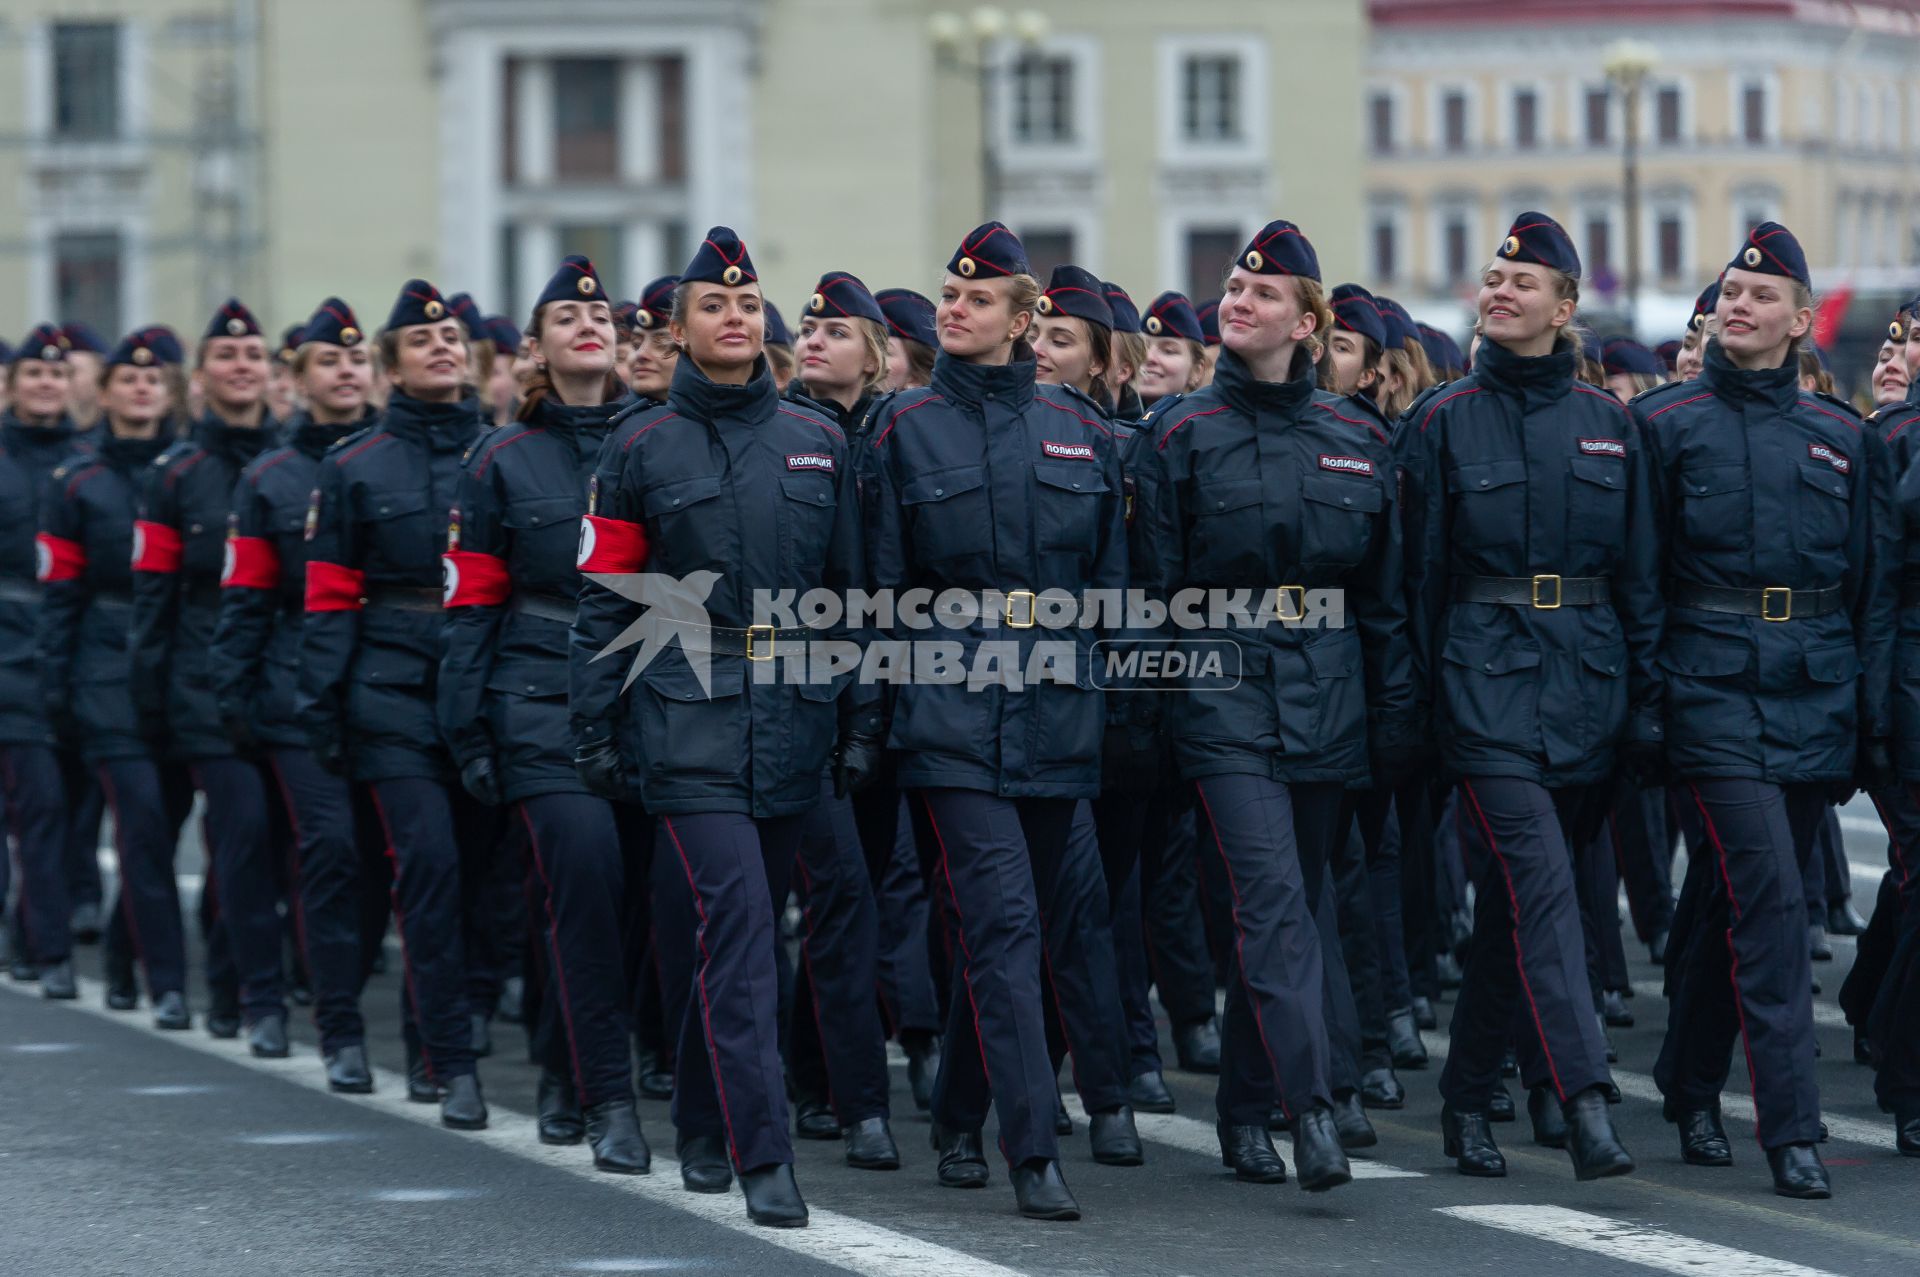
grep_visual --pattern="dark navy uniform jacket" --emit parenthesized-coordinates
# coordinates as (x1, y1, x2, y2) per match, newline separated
(1638, 341, 1895, 783)
(439, 396, 613, 803)
(1395, 338, 1663, 786)
(210, 413, 367, 750)
(1132, 347, 1413, 785)
(36, 433, 172, 762)
(1873, 383, 1920, 476)
(863, 348, 1126, 798)
(570, 357, 871, 819)
(130, 416, 275, 759)
(0, 414, 85, 746)
(298, 393, 484, 783)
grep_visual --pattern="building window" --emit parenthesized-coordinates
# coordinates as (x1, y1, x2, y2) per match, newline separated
(1441, 89, 1469, 152)
(1741, 80, 1769, 144)
(1181, 54, 1243, 144)
(1512, 88, 1539, 149)
(1584, 216, 1612, 276)
(1656, 213, 1684, 279)
(557, 222, 624, 296)
(1442, 213, 1473, 284)
(554, 58, 620, 180)
(54, 231, 123, 337)
(1020, 227, 1077, 281)
(1371, 215, 1398, 283)
(1584, 87, 1611, 147)
(1369, 92, 1395, 154)
(1184, 227, 1241, 298)
(1012, 54, 1076, 146)
(1655, 84, 1683, 145)
(51, 23, 120, 141)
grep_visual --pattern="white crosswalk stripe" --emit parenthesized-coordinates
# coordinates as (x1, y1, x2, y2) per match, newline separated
(1438, 1205, 1843, 1277)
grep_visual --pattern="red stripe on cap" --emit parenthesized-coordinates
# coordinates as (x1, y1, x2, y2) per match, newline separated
(442, 550, 511, 607)
(220, 536, 280, 590)
(576, 514, 649, 574)
(304, 560, 365, 612)
(130, 520, 183, 574)
(35, 533, 86, 583)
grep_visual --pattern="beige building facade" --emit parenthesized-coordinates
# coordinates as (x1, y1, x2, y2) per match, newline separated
(1365, 0, 1920, 338)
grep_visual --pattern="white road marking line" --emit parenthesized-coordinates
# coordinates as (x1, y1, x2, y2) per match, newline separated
(0, 976, 1028, 1277)
(1438, 1204, 1843, 1277)
(1055, 1092, 1424, 1179)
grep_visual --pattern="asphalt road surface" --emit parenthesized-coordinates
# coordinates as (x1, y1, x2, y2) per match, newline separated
(3, 798, 1917, 1276)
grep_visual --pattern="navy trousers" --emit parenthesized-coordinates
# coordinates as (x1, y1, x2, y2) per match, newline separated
(1441, 778, 1612, 1111)
(269, 749, 381, 1050)
(1, 746, 71, 964)
(1093, 786, 1171, 1077)
(1655, 779, 1822, 1149)
(97, 758, 188, 997)
(1142, 794, 1218, 1029)
(192, 757, 285, 1020)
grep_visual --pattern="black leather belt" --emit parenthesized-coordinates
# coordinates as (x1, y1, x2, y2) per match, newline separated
(0, 579, 41, 605)
(509, 592, 576, 623)
(1673, 580, 1842, 621)
(673, 622, 814, 660)
(363, 585, 443, 613)
(1452, 575, 1610, 609)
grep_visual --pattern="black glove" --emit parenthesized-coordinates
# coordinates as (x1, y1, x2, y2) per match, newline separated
(1619, 737, 1666, 788)
(1857, 735, 1896, 791)
(575, 733, 630, 801)
(310, 725, 348, 776)
(459, 754, 503, 805)
(832, 728, 883, 800)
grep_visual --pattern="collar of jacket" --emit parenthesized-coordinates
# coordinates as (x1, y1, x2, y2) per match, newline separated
(1, 411, 75, 452)
(1701, 338, 1799, 411)
(98, 430, 170, 472)
(383, 391, 483, 452)
(1114, 383, 1146, 425)
(930, 344, 1038, 414)
(1212, 345, 1316, 419)
(1473, 336, 1576, 407)
(192, 411, 275, 465)
(528, 393, 619, 442)
(667, 354, 778, 427)
(784, 385, 871, 433)
(286, 410, 369, 460)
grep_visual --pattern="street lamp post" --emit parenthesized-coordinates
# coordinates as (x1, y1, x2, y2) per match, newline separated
(931, 7, 1052, 223)
(1604, 40, 1659, 335)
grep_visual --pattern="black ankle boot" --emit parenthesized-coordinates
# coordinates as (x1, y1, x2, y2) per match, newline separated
(1289, 1106, 1352, 1192)
(1217, 1124, 1287, 1183)
(1010, 1158, 1079, 1220)
(1441, 1102, 1506, 1177)
(537, 1068, 584, 1144)
(1562, 1088, 1633, 1181)
(740, 1162, 808, 1226)
(1527, 1085, 1568, 1149)
(1766, 1142, 1830, 1199)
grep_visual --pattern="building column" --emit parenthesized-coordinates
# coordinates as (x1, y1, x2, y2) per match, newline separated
(619, 58, 660, 184)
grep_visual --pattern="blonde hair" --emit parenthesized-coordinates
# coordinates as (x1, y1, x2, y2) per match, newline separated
(1295, 278, 1336, 364)
(1114, 331, 1148, 385)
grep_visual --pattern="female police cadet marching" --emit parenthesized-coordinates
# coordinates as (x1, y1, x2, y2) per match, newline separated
(36, 328, 191, 1027)
(436, 255, 653, 1174)
(1396, 213, 1655, 1182)
(569, 228, 877, 1228)
(1643, 223, 1896, 1200)
(861, 222, 1126, 1221)
(1130, 219, 1412, 1194)
(626, 276, 681, 405)
(299, 280, 495, 1131)
(213, 298, 385, 1093)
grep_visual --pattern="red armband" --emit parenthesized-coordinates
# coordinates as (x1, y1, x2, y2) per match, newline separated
(575, 514, 649, 574)
(35, 533, 86, 583)
(304, 560, 366, 612)
(131, 519, 183, 574)
(220, 536, 281, 590)
(441, 550, 511, 607)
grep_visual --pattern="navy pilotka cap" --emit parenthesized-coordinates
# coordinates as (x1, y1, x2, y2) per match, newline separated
(613, 300, 638, 331)
(806, 271, 886, 325)
(1330, 284, 1387, 350)
(1374, 297, 1420, 350)
(635, 275, 679, 330)
(446, 292, 486, 340)
(1655, 338, 1681, 370)
(1195, 298, 1222, 346)
(19, 324, 68, 364)
(876, 288, 937, 348)
(534, 255, 606, 312)
(1602, 338, 1662, 377)
(204, 298, 263, 341)
(764, 303, 792, 349)
(59, 322, 107, 355)
(947, 221, 1029, 279)
(1102, 283, 1142, 336)
(1495, 211, 1581, 278)
(276, 324, 304, 364)
(1037, 264, 1114, 329)
(107, 327, 182, 369)
(483, 316, 521, 356)
(303, 298, 366, 348)
(1143, 291, 1205, 343)
(1728, 221, 1809, 287)
(384, 279, 453, 332)
(685, 226, 758, 286)
(1418, 323, 1464, 376)
(1689, 279, 1721, 333)
(1235, 219, 1322, 282)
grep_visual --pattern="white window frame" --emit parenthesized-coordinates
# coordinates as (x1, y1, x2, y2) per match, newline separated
(1364, 196, 1410, 286)
(995, 34, 1101, 170)
(1500, 78, 1549, 151)
(1159, 35, 1267, 164)
(1646, 75, 1692, 148)
(1429, 81, 1479, 154)
(1572, 193, 1622, 281)
(1729, 183, 1783, 247)
(1427, 197, 1481, 290)
(1733, 71, 1780, 145)
(1644, 189, 1695, 283)
(1365, 81, 1406, 156)
(1572, 80, 1614, 150)
(1001, 204, 1100, 278)
(1884, 83, 1903, 153)
(1158, 207, 1261, 299)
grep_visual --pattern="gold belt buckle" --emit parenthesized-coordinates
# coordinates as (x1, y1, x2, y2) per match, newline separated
(1273, 584, 1307, 622)
(1531, 574, 1562, 610)
(1006, 589, 1037, 629)
(746, 623, 777, 660)
(1762, 587, 1792, 622)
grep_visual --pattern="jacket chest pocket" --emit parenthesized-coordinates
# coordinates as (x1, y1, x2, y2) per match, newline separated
(1678, 463, 1748, 552)
(359, 488, 434, 574)
(1795, 462, 1850, 553)
(1566, 456, 1627, 553)
(502, 494, 581, 585)
(779, 475, 837, 569)
(1449, 458, 1528, 549)
(642, 474, 729, 570)
(1189, 476, 1264, 575)
(901, 464, 989, 569)
(1032, 461, 1108, 556)
(1298, 472, 1381, 569)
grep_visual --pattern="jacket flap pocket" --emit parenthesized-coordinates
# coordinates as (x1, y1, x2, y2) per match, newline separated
(1454, 458, 1528, 493)
(779, 476, 835, 507)
(901, 465, 985, 506)
(642, 474, 724, 518)
(501, 495, 579, 530)
(363, 489, 429, 521)
(1797, 462, 1848, 502)
(483, 665, 569, 697)
(1195, 477, 1262, 515)
(1804, 643, 1862, 684)
(1659, 635, 1750, 676)
(1681, 464, 1746, 498)
(1301, 471, 1383, 513)
(638, 653, 745, 700)
(1569, 456, 1624, 490)
(355, 647, 431, 686)
(1033, 462, 1110, 496)
(1579, 642, 1629, 677)
(1442, 636, 1542, 675)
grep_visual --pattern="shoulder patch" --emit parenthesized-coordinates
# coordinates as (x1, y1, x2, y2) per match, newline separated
(1042, 440, 1097, 461)
(304, 488, 321, 541)
(786, 452, 835, 472)
(1578, 438, 1627, 458)
(1808, 442, 1851, 474)
(1317, 454, 1375, 476)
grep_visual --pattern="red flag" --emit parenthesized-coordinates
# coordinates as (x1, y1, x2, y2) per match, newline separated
(1814, 281, 1854, 350)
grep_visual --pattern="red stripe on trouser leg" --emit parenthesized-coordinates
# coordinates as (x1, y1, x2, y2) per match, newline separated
(1193, 780, 1290, 1122)
(919, 795, 1005, 1160)
(1688, 783, 1767, 1151)
(662, 816, 745, 1169)
(520, 803, 589, 1102)
(1460, 780, 1568, 1103)
(369, 788, 436, 1084)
